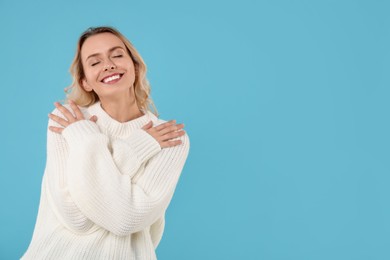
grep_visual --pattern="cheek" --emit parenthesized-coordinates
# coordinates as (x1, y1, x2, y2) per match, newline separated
(127, 62, 136, 75)
(121, 58, 135, 71)
(84, 67, 100, 81)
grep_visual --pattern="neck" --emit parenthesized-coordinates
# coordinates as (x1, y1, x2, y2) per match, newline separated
(98, 90, 143, 123)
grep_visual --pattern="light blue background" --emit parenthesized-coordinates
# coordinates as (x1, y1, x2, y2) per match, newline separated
(1, 0, 390, 259)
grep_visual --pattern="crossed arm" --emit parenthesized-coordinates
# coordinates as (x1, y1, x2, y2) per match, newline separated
(44, 101, 189, 236)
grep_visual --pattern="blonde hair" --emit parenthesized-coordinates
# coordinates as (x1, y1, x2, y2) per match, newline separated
(65, 26, 158, 116)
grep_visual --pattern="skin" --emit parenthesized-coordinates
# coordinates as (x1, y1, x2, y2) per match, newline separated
(48, 33, 185, 148)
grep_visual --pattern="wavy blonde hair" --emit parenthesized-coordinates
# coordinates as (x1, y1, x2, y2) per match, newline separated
(65, 26, 158, 116)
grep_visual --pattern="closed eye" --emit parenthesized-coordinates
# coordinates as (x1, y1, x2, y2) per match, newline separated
(91, 55, 122, 66)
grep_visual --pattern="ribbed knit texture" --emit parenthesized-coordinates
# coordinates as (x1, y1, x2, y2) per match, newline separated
(21, 101, 190, 260)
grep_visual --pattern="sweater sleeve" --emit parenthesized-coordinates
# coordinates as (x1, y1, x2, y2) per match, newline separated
(44, 106, 162, 234)
(60, 117, 190, 237)
(44, 108, 94, 233)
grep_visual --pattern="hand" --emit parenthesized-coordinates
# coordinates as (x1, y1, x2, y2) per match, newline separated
(48, 100, 98, 134)
(142, 120, 186, 148)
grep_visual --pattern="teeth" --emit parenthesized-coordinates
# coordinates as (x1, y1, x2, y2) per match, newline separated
(103, 74, 121, 83)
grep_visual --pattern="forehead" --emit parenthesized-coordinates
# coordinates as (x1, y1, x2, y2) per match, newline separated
(81, 33, 126, 59)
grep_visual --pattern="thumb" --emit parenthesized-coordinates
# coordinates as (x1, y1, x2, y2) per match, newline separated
(89, 115, 98, 122)
(142, 120, 153, 130)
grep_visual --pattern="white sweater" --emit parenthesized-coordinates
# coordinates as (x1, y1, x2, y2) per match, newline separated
(21, 101, 190, 260)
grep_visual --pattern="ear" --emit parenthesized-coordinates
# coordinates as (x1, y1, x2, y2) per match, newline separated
(82, 78, 93, 92)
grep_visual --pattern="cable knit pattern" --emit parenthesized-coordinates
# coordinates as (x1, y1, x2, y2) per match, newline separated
(21, 101, 190, 260)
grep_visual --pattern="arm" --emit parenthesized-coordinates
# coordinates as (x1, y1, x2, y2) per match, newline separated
(44, 106, 162, 234)
(61, 118, 189, 236)
(44, 108, 94, 233)
(47, 101, 189, 236)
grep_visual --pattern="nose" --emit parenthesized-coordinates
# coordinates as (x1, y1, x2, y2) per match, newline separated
(103, 62, 116, 71)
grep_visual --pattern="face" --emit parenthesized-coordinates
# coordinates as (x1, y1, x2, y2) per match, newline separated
(80, 32, 136, 99)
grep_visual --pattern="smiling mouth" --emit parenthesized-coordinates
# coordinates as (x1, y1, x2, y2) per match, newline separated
(101, 73, 124, 84)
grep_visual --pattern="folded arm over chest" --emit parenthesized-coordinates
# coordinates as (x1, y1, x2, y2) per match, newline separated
(45, 108, 189, 236)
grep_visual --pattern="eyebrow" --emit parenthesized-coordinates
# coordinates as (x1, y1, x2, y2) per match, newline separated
(85, 46, 125, 61)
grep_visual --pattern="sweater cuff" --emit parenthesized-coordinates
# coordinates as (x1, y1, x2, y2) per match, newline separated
(62, 120, 101, 146)
(125, 129, 161, 163)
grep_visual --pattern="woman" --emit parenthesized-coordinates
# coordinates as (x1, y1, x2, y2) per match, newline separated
(22, 26, 190, 259)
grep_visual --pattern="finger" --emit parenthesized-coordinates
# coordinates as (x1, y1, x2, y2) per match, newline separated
(159, 123, 184, 136)
(48, 113, 70, 127)
(89, 115, 98, 122)
(54, 102, 77, 122)
(160, 139, 183, 148)
(160, 130, 186, 142)
(142, 121, 153, 130)
(154, 120, 176, 132)
(49, 126, 64, 134)
(68, 100, 84, 119)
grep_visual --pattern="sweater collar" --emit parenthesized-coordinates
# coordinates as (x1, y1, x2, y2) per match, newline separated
(87, 101, 158, 137)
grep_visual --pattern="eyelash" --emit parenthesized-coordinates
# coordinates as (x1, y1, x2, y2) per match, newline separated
(91, 55, 123, 66)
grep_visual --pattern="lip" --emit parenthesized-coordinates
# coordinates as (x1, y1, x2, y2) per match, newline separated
(100, 73, 124, 83)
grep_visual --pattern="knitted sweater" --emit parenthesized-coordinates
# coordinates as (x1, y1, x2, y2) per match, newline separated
(21, 101, 190, 260)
